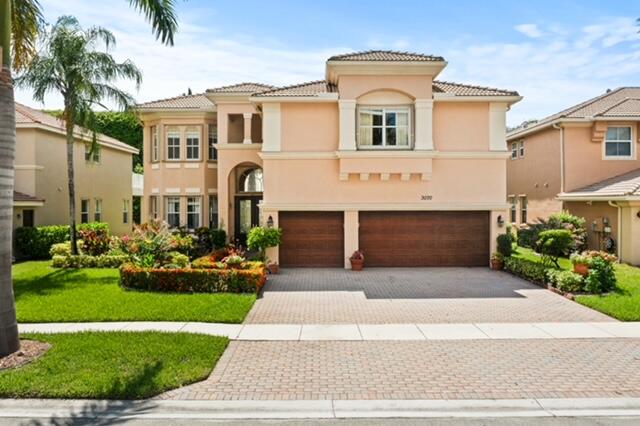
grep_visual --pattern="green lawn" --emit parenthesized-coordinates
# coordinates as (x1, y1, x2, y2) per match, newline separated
(13, 261, 256, 323)
(0, 332, 227, 399)
(513, 246, 640, 321)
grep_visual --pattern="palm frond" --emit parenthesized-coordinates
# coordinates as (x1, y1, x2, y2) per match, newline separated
(128, 0, 178, 45)
(11, 0, 44, 70)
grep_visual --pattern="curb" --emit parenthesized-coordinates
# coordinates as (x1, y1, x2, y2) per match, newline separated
(1, 398, 640, 420)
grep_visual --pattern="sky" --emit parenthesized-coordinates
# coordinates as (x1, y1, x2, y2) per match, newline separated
(14, 0, 640, 126)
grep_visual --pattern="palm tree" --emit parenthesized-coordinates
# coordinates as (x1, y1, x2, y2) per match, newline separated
(0, 0, 177, 357)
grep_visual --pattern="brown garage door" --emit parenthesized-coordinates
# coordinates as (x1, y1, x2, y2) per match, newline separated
(279, 212, 344, 267)
(359, 211, 490, 267)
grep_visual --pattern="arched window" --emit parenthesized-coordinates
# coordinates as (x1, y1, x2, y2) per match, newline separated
(239, 168, 263, 192)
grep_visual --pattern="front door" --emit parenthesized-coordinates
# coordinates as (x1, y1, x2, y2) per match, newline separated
(234, 196, 261, 246)
(22, 209, 35, 227)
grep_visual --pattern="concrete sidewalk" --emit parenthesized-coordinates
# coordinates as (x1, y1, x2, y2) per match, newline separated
(18, 321, 640, 340)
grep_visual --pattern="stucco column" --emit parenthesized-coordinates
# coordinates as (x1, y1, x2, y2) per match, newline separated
(414, 99, 434, 150)
(262, 103, 282, 152)
(344, 210, 359, 269)
(339, 100, 357, 151)
(243, 113, 253, 144)
(489, 103, 508, 151)
(490, 209, 508, 263)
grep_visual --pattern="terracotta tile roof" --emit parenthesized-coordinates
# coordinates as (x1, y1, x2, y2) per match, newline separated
(560, 169, 640, 199)
(433, 80, 519, 97)
(15, 103, 137, 154)
(508, 87, 640, 138)
(328, 50, 445, 62)
(206, 82, 275, 94)
(254, 80, 337, 97)
(136, 93, 213, 109)
(13, 191, 44, 203)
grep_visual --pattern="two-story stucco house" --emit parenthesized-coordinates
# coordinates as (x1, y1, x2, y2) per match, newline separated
(507, 87, 640, 266)
(14, 103, 139, 236)
(138, 50, 521, 268)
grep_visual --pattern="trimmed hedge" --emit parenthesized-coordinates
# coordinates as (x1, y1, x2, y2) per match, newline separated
(15, 223, 109, 260)
(504, 256, 554, 285)
(119, 262, 267, 294)
(52, 254, 129, 268)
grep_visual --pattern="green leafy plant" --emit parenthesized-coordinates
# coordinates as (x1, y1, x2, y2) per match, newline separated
(119, 221, 192, 268)
(496, 233, 513, 257)
(52, 254, 128, 268)
(536, 229, 574, 267)
(547, 269, 584, 293)
(504, 256, 553, 285)
(584, 256, 617, 294)
(246, 227, 283, 262)
(78, 228, 110, 256)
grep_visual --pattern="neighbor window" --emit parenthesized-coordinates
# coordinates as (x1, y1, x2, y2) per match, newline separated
(122, 199, 130, 224)
(604, 126, 633, 158)
(358, 107, 410, 148)
(166, 197, 180, 227)
(167, 127, 180, 160)
(94, 199, 102, 222)
(187, 197, 201, 229)
(209, 194, 218, 228)
(518, 141, 525, 158)
(208, 125, 218, 161)
(151, 125, 159, 162)
(510, 197, 517, 223)
(84, 144, 101, 163)
(149, 195, 158, 220)
(80, 199, 90, 223)
(511, 142, 518, 160)
(186, 126, 200, 160)
(520, 196, 528, 224)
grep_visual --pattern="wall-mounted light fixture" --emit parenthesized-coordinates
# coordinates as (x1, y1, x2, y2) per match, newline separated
(266, 215, 274, 228)
(497, 215, 505, 228)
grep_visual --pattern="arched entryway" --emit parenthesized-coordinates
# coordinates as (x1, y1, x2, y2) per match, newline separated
(233, 166, 263, 245)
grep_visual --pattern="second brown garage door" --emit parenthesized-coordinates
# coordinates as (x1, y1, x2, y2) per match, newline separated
(279, 211, 344, 267)
(359, 211, 490, 267)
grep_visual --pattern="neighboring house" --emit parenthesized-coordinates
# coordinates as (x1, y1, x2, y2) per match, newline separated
(507, 87, 640, 265)
(137, 50, 521, 268)
(14, 103, 139, 236)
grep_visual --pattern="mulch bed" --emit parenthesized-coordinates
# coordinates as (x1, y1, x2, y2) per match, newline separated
(0, 340, 51, 371)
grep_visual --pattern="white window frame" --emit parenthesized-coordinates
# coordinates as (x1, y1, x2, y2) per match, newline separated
(518, 140, 525, 158)
(166, 197, 180, 228)
(603, 126, 635, 160)
(209, 194, 218, 228)
(149, 195, 158, 220)
(122, 199, 130, 224)
(166, 127, 180, 160)
(80, 199, 90, 223)
(94, 199, 102, 222)
(509, 197, 517, 224)
(520, 196, 528, 224)
(511, 142, 518, 160)
(356, 105, 412, 150)
(208, 125, 218, 161)
(151, 125, 159, 162)
(84, 144, 101, 163)
(186, 126, 201, 160)
(187, 196, 201, 230)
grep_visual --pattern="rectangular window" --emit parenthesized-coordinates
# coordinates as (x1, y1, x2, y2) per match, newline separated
(358, 107, 411, 148)
(166, 197, 180, 227)
(151, 125, 159, 162)
(510, 197, 517, 223)
(604, 126, 633, 158)
(186, 126, 200, 160)
(208, 125, 218, 161)
(187, 197, 201, 230)
(80, 199, 90, 223)
(94, 199, 102, 222)
(518, 141, 525, 158)
(149, 195, 158, 220)
(122, 199, 130, 224)
(520, 196, 528, 224)
(209, 194, 218, 228)
(511, 142, 518, 160)
(84, 144, 101, 163)
(167, 127, 180, 160)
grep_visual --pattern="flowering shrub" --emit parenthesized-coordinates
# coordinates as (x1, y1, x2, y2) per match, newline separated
(119, 221, 192, 268)
(79, 228, 111, 256)
(119, 261, 267, 293)
(547, 269, 584, 293)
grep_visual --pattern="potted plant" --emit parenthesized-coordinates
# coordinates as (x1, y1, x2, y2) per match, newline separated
(490, 252, 504, 270)
(570, 252, 590, 277)
(350, 250, 364, 271)
(247, 226, 283, 274)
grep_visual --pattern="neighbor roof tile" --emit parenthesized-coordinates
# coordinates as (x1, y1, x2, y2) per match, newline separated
(328, 50, 445, 62)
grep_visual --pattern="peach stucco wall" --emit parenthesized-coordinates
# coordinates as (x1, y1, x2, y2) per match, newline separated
(338, 75, 432, 99)
(433, 103, 490, 151)
(281, 103, 339, 152)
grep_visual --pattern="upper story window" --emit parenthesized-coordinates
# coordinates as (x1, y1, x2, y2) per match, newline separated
(151, 125, 159, 162)
(605, 126, 633, 159)
(84, 144, 101, 163)
(208, 125, 218, 161)
(358, 107, 411, 149)
(167, 127, 180, 160)
(511, 140, 525, 160)
(518, 141, 525, 158)
(509, 197, 517, 223)
(186, 127, 200, 160)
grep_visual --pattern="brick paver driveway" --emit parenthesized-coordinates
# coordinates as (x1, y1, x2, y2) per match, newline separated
(245, 268, 614, 324)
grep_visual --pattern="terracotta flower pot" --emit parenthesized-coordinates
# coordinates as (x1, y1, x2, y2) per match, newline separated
(268, 263, 279, 274)
(350, 258, 364, 271)
(573, 263, 589, 277)
(490, 259, 504, 270)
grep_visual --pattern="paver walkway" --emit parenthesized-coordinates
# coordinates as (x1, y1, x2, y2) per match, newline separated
(246, 268, 614, 324)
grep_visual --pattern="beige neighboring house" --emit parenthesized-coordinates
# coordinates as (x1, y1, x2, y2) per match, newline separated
(14, 103, 139, 236)
(507, 87, 640, 265)
(138, 50, 521, 268)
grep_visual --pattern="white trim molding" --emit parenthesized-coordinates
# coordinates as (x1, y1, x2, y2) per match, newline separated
(165, 187, 180, 194)
(184, 163, 200, 169)
(262, 103, 282, 152)
(260, 150, 510, 160)
(185, 187, 201, 194)
(165, 163, 181, 169)
(14, 200, 45, 207)
(260, 151, 337, 160)
(489, 102, 508, 151)
(261, 202, 511, 211)
(14, 165, 44, 171)
(338, 100, 357, 151)
(414, 99, 434, 150)
(216, 143, 263, 151)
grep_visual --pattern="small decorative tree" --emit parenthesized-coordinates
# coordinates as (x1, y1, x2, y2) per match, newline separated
(247, 227, 283, 263)
(536, 229, 573, 268)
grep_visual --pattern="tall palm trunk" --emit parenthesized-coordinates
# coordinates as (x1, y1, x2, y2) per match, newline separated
(65, 113, 78, 255)
(0, 0, 20, 357)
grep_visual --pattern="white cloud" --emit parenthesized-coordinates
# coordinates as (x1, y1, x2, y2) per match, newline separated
(515, 24, 543, 38)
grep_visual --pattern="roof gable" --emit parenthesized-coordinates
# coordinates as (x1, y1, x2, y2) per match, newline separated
(328, 50, 445, 62)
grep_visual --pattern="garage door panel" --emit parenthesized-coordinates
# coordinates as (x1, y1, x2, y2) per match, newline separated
(279, 212, 344, 267)
(359, 211, 489, 267)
